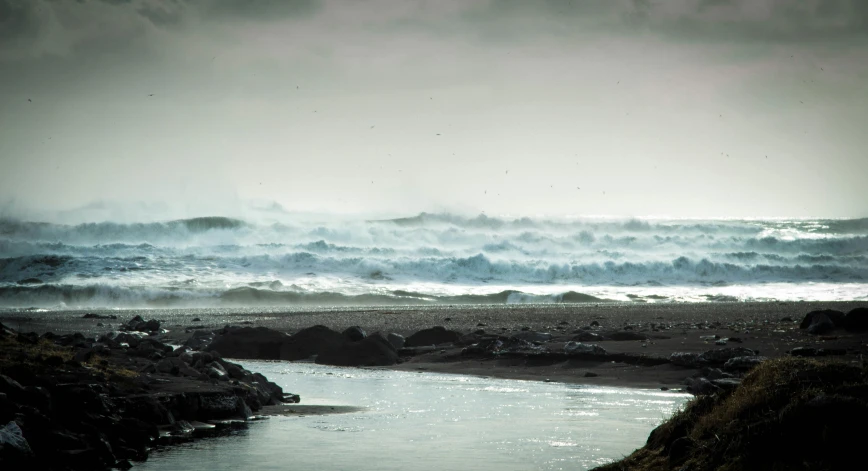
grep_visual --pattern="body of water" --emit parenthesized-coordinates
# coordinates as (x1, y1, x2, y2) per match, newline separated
(136, 361, 688, 471)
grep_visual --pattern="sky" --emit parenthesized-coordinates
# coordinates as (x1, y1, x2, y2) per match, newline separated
(1, 0, 867, 222)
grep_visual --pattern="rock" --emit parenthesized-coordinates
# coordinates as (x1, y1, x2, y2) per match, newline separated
(386, 333, 405, 350)
(184, 330, 215, 350)
(0, 421, 32, 459)
(710, 378, 742, 391)
(82, 313, 117, 320)
(669, 352, 701, 368)
(584, 372, 599, 378)
(404, 326, 462, 347)
(789, 347, 847, 357)
(723, 356, 767, 372)
(510, 331, 553, 343)
(603, 331, 648, 341)
(279, 325, 344, 361)
(571, 331, 604, 342)
(206, 327, 290, 360)
(192, 317, 201, 322)
(342, 326, 367, 342)
(316, 333, 398, 367)
(686, 377, 720, 395)
(564, 342, 607, 356)
(799, 309, 845, 334)
(697, 347, 757, 365)
(844, 307, 868, 332)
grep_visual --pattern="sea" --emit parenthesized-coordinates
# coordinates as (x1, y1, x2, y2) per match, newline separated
(1, 212, 866, 308)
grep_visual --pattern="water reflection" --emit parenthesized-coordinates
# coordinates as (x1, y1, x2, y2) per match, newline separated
(137, 362, 688, 471)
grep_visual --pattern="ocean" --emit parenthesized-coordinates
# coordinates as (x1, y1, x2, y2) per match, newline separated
(1, 213, 866, 308)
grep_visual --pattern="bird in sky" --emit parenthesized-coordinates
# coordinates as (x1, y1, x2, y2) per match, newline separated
(148, 94, 154, 97)
(27, 98, 31, 102)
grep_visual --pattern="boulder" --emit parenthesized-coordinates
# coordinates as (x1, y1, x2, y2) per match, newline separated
(697, 347, 757, 366)
(386, 333, 405, 350)
(184, 330, 215, 350)
(316, 333, 399, 367)
(723, 356, 767, 372)
(342, 326, 367, 342)
(564, 341, 607, 356)
(844, 307, 868, 332)
(799, 309, 845, 334)
(206, 327, 290, 360)
(686, 377, 720, 395)
(0, 421, 32, 460)
(571, 331, 604, 342)
(669, 352, 701, 368)
(279, 325, 344, 361)
(404, 326, 461, 347)
(511, 331, 553, 343)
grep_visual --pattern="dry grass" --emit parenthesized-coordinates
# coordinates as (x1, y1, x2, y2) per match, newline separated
(593, 357, 868, 471)
(0, 334, 138, 380)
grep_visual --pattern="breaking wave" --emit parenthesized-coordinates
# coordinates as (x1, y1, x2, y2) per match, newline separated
(1, 213, 866, 307)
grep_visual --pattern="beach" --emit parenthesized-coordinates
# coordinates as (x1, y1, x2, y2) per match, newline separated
(4, 300, 865, 389)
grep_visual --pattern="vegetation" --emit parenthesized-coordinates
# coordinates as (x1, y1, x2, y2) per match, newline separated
(595, 357, 868, 471)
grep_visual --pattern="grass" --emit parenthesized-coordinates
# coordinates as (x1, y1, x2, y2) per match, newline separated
(594, 357, 868, 471)
(0, 334, 139, 382)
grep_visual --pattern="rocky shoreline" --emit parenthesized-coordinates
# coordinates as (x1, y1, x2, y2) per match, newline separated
(0, 317, 298, 470)
(3, 303, 867, 469)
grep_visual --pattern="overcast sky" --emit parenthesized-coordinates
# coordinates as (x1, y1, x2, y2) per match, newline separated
(1, 0, 867, 221)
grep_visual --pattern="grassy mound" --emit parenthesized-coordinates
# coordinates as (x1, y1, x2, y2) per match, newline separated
(595, 357, 868, 471)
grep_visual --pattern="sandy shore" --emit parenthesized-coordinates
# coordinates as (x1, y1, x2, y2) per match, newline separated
(3, 301, 866, 390)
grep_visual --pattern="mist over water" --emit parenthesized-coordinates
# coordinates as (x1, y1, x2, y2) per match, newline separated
(1, 211, 866, 308)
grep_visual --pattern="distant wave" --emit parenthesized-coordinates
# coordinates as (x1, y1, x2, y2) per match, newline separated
(1, 213, 866, 307)
(0, 284, 607, 308)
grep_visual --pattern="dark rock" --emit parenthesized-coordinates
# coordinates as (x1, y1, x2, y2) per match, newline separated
(723, 356, 767, 372)
(386, 333, 405, 350)
(844, 307, 868, 332)
(342, 326, 367, 342)
(799, 309, 845, 334)
(564, 341, 607, 355)
(405, 326, 462, 347)
(316, 333, 399, 367)
(583, 372, 599, 378)
(710, 378, 742, 391)
(183, 330, 215, 350)
(191, 317, 201, 322)
(686, 377, 720, 395)
(790, 347, 847, 357)
(669, 352, 701, 368)
(82, 313, 116, 320)
(206, 327, 290, 360)
(510, 331, 553, 343)
(697, 347, 757, 365)
(279, 325, 343, 361)
(571, 331, 604, 342)
(0, 421, 33, 460)
(603, 331, 648, 341)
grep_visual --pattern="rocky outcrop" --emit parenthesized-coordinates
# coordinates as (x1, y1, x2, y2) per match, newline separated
(316, 333, 399, 367)
(0, 323, 296, 471)
(845, 307, 868, 332)
(799, 309, 845, 334)
(278, 325, 344, 361)
(405, 326, 462, 347)
(206, 326, 290, 359)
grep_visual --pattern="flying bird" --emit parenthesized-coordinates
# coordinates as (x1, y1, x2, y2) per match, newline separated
(148, 94, 154, 97)
(27, 98, 31, 103)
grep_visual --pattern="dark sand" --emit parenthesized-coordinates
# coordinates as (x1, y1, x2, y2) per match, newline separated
(3, 301, 866, 390)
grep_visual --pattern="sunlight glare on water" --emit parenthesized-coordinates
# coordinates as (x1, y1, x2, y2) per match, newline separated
(137, 361, 688, 471)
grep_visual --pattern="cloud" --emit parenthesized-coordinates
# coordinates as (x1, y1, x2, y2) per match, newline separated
(0, 0, 321, 60)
